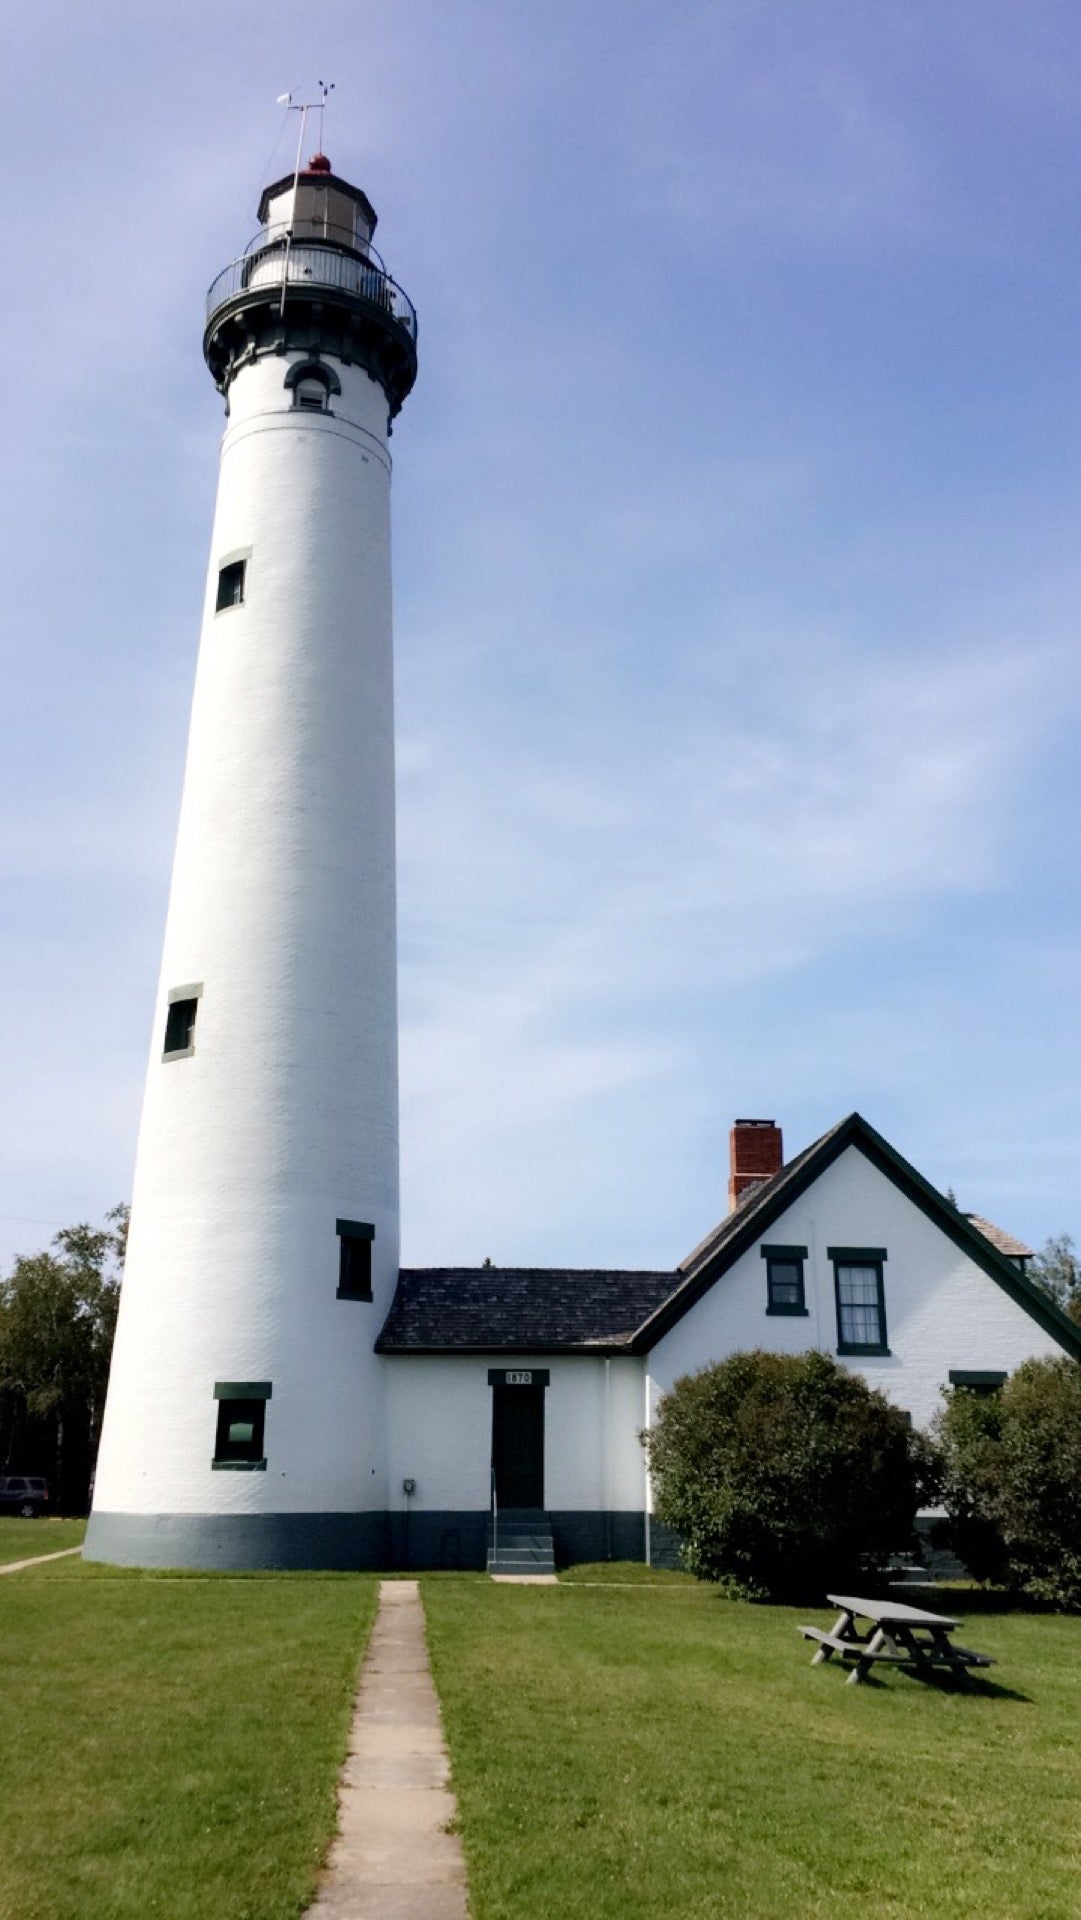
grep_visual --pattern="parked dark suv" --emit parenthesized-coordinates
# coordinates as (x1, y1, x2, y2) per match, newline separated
(0, 1476, 50, 1518)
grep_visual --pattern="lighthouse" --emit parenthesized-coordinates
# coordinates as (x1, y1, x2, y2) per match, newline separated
(85, 149, 417, 1568)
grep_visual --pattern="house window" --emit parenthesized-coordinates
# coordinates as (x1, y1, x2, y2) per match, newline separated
(216, 558, 246, 611)
(163, 984, 202, 1060)
(212, 1381, 271, 1470)
(949, 1370, 1007, 1396)
(830, 1248, 889, 1355)
(337, 1219, 374, 1300)
(761, 1244, 808, 1315)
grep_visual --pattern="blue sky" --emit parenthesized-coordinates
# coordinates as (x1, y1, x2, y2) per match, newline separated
(3, 1, 1080, 1271)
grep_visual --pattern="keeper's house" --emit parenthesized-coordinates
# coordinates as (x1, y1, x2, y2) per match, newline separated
(380, 1113, 1081, 1572)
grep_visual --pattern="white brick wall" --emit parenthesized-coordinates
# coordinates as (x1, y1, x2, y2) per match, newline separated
(649, 1143, 1064, 1430)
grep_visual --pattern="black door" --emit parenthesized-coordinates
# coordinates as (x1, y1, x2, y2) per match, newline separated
(491, 1384, 545, 1508)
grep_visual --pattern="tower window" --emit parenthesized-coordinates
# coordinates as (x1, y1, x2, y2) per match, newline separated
(284, 359, 340, 410)
(761, 1243, 808, 1315)
(295, 376, 328, 411)
(216, 559, 246, 611)
(337, 1219, 374, 1300)
(212, 1381, 271, 1470)
(163, 984, 202, 1060)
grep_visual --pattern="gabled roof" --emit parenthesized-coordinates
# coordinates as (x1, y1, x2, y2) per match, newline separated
(376, 1266, 677, 1355)
(376, 1113, 1081, 1362)
(631, 1111, 1081, 1359)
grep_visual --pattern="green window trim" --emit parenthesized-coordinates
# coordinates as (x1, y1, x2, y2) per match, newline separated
(213, 1387, 269, 1469)
(832, 1255, 890, 1357)
(761, 1244, 808, 1317)
(336, 1219, 375, 1240)
(949, 1369, 1007, 1391)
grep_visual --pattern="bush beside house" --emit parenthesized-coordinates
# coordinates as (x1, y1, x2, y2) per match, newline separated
(935, 1356, 1081, 1609)
(645, 1349, 932, 1600)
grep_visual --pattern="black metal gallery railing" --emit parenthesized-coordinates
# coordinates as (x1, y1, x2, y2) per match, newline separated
(206, 227, 416, 339)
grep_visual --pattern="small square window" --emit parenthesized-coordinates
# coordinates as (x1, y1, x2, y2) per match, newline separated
(216, 559, 246, 611)
(337, 1219, 374, 1300)
(761, 1244, 808, 1315)
(163, 996, 198, 1058)
(212, 1383, 270, 1469)
(295, 377, 328, 411)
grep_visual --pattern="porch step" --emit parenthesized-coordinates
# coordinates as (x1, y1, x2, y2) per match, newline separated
(488, 1508, 555, 1577)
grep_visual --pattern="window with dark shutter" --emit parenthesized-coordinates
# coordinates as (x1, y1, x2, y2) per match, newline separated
(216, 559, 246, 610)
(337, 1220, 374, 1300)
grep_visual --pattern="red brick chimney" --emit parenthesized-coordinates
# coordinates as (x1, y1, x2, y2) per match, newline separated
(728, 1118, 783, 1212)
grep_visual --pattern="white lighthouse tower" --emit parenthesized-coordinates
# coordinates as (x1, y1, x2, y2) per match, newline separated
(85, 144, 417, 1567)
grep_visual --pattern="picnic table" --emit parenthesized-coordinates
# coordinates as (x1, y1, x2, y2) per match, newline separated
(800, 1594, 994, 1686)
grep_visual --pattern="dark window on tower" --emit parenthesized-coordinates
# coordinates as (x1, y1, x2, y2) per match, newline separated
(761, 1244, 808, 1315)
(216, 558, 246, 611)
(212, 1382, 271, 1469)
(830, 1249, 889, 1355)
(337, 1219, 374, 1300)
(163, 990, 201, 1060)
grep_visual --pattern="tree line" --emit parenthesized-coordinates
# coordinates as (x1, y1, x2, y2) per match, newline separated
(0, 1208, 126, 1512)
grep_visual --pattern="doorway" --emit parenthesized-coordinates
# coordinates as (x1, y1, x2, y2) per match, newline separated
(491, 1382, 545, 1508)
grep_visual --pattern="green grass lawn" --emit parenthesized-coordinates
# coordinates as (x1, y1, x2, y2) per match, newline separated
(0, 1516, 86, 1563)
(559, 1559, 697, 1585)
(0, 1559, 375, 1920)
(423, 1579, 1081, 1920)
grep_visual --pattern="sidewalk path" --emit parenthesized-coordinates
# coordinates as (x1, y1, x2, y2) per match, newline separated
(0, 1546, 83, 1575)
(307, 1579, 469, 1919)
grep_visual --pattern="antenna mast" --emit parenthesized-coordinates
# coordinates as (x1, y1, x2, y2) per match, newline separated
(275, 82, 336, 315)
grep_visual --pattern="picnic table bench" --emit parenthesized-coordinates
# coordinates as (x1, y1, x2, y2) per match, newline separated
(800, 1594, 995, 1686)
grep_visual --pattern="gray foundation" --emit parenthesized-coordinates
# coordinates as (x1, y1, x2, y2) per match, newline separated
(646, 1520, 684, 1571)
(85, 1507, 650, 1572)
(83, 1509, 391, 1571)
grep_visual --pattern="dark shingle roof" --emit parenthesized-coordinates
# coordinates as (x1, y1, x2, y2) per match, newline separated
(377, 1113, 1081, 1363)
(376, 1266, 678, 1354)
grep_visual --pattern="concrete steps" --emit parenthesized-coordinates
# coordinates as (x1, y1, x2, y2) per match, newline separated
(487, 1508, 555, 1576)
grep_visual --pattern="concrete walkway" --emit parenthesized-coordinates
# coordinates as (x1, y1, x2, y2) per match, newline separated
(0, 1545, 83, 1575)
(307, 1580, 468, 1919)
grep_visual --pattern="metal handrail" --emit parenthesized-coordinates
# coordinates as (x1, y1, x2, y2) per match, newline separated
(205, 236, 416, 339)
(242, 218, 389, 274)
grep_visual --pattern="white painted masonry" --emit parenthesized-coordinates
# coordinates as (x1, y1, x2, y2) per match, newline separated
(91, 271, 403, 1528)
(385, 1356, 646, 1517)
(648, 1144, 1064, 1432)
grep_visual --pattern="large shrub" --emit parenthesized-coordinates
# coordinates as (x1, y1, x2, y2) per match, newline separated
(645, 1349, 930, 1600)
(935, 1356, 1081, 1609)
